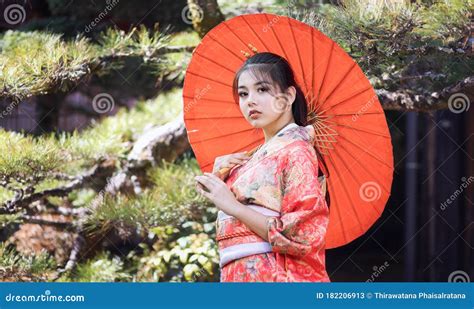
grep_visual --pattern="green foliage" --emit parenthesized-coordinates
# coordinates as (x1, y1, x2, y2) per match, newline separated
(0, 213, 21, 229)
(0, 243, 57, 281)
(60, 88, 182, 168)
(168, 31, 201, 47)
(0, 130, 68, 183)
(316, 0, 471, 52)
(0, 26, 172, 101)
(0, 88, 181, 206)
(55, 157, 218, 282)
(133, 222, 219, 282)
(58, 220, 219, 282)
(416, 0, 472, 41)
(0, 187, 14, 206)
(292, 0, 473, 90)
(65, 157, 218, 282)
(166, 31, 201, 83)
(60, 251, 131, 282)
(0, 31, 95, 98)
(2, 88, 180, 173)
(97, 26, 171, 62)
(84, 157, 212, 231)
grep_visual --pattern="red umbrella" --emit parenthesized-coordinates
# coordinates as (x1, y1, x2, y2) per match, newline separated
(183, 13, 394, 248)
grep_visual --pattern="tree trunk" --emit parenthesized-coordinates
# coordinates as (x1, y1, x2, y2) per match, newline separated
(187, 0, 225, 38)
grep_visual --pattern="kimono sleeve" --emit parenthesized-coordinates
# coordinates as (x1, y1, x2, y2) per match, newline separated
(267, 141, 329, 257)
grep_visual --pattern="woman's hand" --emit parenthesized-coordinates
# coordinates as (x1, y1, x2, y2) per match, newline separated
(212, 152, 250, 174)
(194, 172, 240, 216)
(195, 173, 270, 241)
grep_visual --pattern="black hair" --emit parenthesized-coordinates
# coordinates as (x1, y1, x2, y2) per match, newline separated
(232, 52, 308, 126)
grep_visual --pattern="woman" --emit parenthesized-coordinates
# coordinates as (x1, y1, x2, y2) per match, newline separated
(194, 52, 330, 282)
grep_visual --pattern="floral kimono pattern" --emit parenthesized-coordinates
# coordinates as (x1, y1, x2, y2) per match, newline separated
(215, 123, 330, 282)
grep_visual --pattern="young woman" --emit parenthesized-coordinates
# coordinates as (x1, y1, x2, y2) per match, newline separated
(195, 52, 330, 282)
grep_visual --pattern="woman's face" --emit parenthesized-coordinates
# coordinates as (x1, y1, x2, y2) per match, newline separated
(237, 70, 292, 128)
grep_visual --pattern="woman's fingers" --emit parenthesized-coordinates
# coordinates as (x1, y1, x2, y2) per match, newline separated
(236, 151, 249, 158)
(215, 153, 250, 170)
(203, 173, 223, 186)
(228, 158, 248, 166)
(195, 175, 213, 190)
(217, 159, 248, 171)
(204, 172, 226, 184)
(235, 152, 250, 158)
(195, 183, 210, 198)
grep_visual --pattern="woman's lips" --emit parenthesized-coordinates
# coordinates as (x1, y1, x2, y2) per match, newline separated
(249, 111, 261, 119)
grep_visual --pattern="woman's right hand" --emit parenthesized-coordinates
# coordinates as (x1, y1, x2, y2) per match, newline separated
(212, 152, 250, 174)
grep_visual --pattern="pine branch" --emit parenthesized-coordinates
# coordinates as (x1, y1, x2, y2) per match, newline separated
(378, 76, 474, 111)
(35, 203, 88, 217)
(0, 28, 195, 102)
(52, 234, 85, 281)
(20, 215, 73, 228)
(0, 160, 113, 214)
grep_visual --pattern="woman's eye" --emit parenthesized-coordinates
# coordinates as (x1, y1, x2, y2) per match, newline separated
(238, 92, 247, 97)
(258, 87, 268, 92)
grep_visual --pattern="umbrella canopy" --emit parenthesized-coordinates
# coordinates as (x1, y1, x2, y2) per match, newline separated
(183, 13, 394, 249)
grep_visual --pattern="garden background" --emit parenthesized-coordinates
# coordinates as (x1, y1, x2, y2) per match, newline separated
(0, 0, 472, 282)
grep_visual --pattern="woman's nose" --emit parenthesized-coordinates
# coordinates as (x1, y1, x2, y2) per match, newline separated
(246, 94, 257, 106)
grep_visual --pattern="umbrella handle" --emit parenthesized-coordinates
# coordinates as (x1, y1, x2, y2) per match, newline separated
(215, 167, 231, 180)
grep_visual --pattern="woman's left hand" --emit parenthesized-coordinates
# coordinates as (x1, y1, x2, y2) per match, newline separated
(194, 172, 239, 215)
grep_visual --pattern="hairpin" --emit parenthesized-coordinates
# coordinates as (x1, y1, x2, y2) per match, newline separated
(240, 43, 259, 58)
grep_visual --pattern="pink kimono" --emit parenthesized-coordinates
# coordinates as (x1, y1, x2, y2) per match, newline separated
(215, 123, 330, 282)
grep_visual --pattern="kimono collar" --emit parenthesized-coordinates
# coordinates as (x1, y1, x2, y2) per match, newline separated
(274, 122, 299, 136)
(251, 123, 315, 163)
(226, 123, 316, 184)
